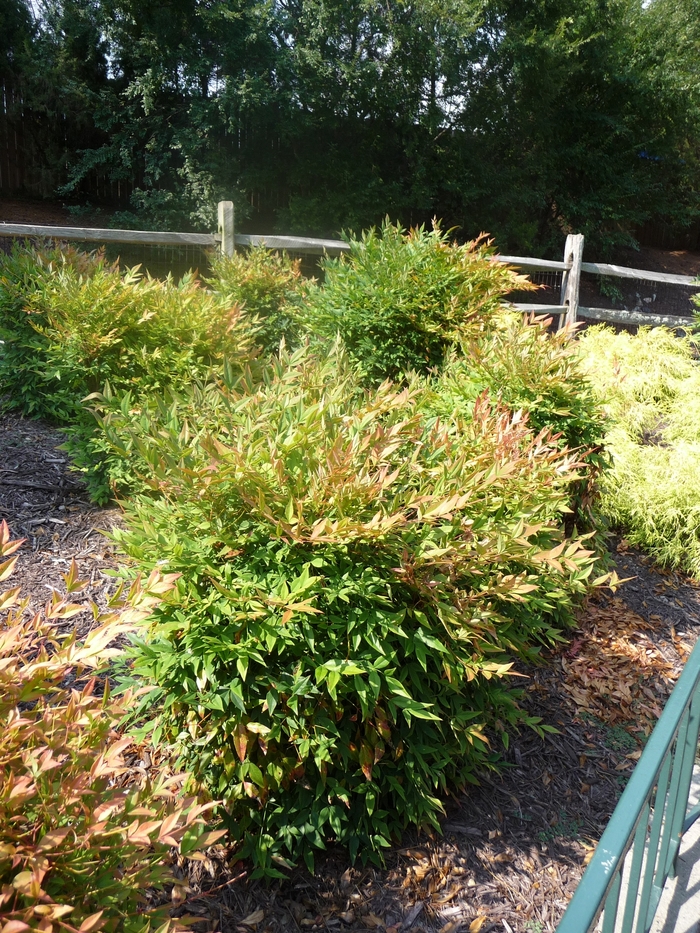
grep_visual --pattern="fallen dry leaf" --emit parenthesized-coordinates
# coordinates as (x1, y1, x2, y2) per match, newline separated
(561, 597, 681, 736)
(433, 888, 460, 906)
(398, 847, 430, 860)
(171, 884, 188, 907)
(240, 909, 265, 928)
(469, 917, 488, 933)
(340, 867, 354, 892)
(491, 852, 512, 864)
(364, 914, 384, 929)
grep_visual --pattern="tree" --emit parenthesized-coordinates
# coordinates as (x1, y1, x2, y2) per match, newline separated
(7, 0, 700, 252)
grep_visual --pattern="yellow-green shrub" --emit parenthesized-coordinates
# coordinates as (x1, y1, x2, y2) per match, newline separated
(0, 247, 258, 424)
(579, 325, 700, 575)
(0, 521, 224, 933)
(0, 244, 260, 501)
(419, 312, 608, 536)
(207, 246, 311, 352)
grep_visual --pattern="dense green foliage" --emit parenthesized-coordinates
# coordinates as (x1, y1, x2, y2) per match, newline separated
(425, 311, 605, 456)
(103, 343, 612, 875)
(0, 245, 257, 422)
(424, 310, 609, 538)
(0, 244, 259, 499)
(5, 0, 700, 251)
(579, 325, 700, 575)
(207, 247, 310, 353)
(0, 232, 616, 872)
(300, 222, 532, 384)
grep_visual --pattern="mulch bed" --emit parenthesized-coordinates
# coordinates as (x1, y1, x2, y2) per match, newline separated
(0, 413, 123, 633)
(3, 412, 700, 933)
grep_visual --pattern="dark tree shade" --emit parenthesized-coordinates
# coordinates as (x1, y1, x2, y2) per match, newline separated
(6, 0, 700, 253)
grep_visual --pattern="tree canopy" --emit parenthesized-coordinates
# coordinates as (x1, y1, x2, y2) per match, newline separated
(4, 0, 700, 252)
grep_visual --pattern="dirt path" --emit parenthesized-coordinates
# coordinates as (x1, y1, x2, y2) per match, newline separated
(2, 413, 699, 933)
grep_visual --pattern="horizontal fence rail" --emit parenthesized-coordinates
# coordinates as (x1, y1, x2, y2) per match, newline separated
(0, 222, 219, 248)
(1, 204, 698, 328)
(578, 307, 695, 328)
(580, 261, 696, 288)
(234, 232, 349, 254)
(494, 254, 570, 273)
(556, 636, 700, 933)
(0, 222, 350, 255)
(506, 303, 568, 315)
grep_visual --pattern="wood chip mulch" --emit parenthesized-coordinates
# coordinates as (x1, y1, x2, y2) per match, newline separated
(3, 412, 700, 933)
(0, 412, 124, 633)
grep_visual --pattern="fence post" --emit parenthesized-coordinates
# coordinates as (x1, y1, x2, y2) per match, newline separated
(217, 200, 235, 257)
(560, 233, 584, 328)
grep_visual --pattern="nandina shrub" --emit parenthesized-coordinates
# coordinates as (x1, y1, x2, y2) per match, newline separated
(0, 244, 109, 422)
(579, 325, 700, 575)
(420, 311, 609, 534)
(0, 243, 260, 501)
(0, 245, 258, 423)
(0, 521, 224, 932)
(207, 246, 311, 353)
(109, 344, 613, 876)
(298, 220, 534, 384)
(429, 312, 605, 454)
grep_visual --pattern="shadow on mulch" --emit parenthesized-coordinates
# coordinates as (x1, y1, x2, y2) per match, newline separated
(3, 412, 700, 933)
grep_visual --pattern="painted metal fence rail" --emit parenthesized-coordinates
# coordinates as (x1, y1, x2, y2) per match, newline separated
(556, 636, 700, 933)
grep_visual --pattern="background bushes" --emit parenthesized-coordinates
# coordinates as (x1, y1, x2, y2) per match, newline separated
(419, 311, 608, 538)
(0, 245, 257, 423)
(0, 243, 261, 500)
(207, 246, 310, 353)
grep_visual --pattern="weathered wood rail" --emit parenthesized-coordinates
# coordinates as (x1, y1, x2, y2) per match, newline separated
(0, 223, 349, 256)
(496, 239, 697, 327)
(1, 201, 698, 328)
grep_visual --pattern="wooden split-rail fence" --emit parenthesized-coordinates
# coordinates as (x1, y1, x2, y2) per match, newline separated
(1, 201, 697, 329)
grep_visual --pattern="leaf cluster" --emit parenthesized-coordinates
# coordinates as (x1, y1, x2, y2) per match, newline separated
(299, 221, 534, 385)
(0, 521, 224, 933)
(104, 343, 613, 875)
(0, 243, 261, 501)
(207, 247, 311, 353)
(420, 311, 609, 536)
(0, 244, 258, 423)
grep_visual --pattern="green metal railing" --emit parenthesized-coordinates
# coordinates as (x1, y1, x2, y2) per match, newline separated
(557, 637, 700, 933)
